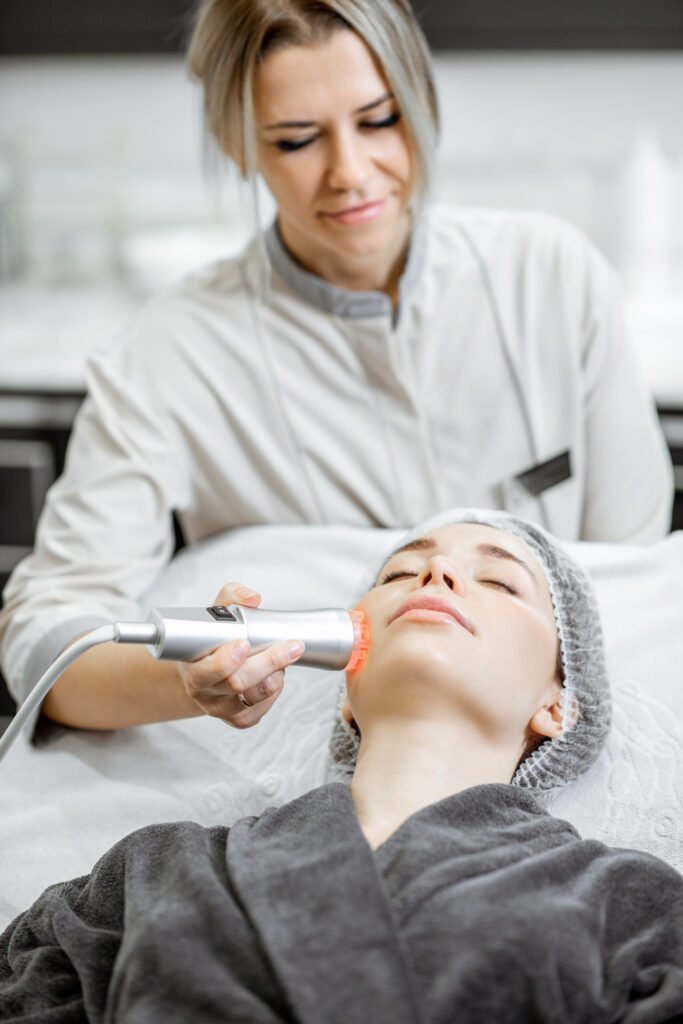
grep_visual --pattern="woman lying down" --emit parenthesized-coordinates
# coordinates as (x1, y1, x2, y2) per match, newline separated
(1, 508, 682, 1023)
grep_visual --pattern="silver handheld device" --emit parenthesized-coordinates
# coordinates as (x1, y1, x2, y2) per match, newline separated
(0, 606, 369, 764)
(145, 605, 369, 671)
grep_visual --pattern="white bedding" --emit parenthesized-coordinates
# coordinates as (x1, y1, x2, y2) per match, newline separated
(1, 524, 682, 927)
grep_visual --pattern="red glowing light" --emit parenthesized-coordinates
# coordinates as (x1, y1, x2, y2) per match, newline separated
(345, 609, 370, 673)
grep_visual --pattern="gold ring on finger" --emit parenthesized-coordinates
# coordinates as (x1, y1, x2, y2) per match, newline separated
(237, 691, 253, 709)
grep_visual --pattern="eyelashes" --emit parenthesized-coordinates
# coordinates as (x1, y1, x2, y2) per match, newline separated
(365, 111, 402, 130)
(480, 579, 517, 595)
(274, 111, 402, 153)
(378, 570, 517, 595)
(380, 570, 416, 585)
(276, 138, 314, 153)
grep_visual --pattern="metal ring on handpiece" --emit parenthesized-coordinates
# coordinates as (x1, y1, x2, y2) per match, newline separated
(237, 691, 253, 709)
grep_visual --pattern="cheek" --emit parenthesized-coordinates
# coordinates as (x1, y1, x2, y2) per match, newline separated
(380, 130, 413, 183)
(489, 608, 558, 684)
(258, 154, 317, 205)
(286, 158, 319, 198)
(348, 621, 467, 696)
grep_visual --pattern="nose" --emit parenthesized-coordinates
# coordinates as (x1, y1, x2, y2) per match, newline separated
(419, 555, 466, 595)
(326, 129, 371, 192)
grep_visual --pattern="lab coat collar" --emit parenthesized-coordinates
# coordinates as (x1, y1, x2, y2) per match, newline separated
(265, 214, 427, 322)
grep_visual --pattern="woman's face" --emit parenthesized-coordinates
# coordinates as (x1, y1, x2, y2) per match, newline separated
(345, 523, 563, 749)
(252, 29, 414, 279)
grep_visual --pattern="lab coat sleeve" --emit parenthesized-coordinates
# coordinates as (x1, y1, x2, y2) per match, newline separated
(579, 258, 673, 543)
(0, 342, 191, 707)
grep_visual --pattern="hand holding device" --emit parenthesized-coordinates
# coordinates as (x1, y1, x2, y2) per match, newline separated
(0, 580, 369, 763)
(176, 581, 305, 725)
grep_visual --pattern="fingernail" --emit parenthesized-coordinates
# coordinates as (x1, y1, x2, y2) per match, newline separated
(233, 640, 250, 659)
(287, 641, 305, 660)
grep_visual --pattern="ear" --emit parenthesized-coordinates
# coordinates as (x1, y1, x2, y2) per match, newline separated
(528, 694, 564, 741)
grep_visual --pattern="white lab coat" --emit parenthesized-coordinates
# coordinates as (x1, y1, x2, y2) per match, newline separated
(0, 205, 673, 702)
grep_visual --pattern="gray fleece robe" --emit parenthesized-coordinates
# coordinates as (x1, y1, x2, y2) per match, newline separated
(1, 782, 682, 1023)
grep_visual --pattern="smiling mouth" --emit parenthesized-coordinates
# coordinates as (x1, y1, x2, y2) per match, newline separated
(322, 200, 385, 224)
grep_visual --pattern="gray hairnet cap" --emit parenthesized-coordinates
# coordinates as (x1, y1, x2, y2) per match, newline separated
(327, 507, 611, 792)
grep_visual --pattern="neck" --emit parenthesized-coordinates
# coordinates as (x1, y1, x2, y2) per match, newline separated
(350, 718, 520, 850)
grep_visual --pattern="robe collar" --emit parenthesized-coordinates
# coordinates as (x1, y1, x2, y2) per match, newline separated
(226, 782, 426, 1024)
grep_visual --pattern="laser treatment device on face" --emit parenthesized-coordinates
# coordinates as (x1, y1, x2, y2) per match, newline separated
(0, 606, 370, 764)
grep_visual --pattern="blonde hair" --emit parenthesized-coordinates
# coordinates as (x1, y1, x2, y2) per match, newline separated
(187, 0, 439, 207)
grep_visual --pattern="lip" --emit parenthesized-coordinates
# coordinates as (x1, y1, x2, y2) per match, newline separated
(389, 595, 475, 634)
(322, 200, 385, 225)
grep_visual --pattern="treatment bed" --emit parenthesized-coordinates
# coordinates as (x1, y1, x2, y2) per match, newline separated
(0, 523, 681, 929)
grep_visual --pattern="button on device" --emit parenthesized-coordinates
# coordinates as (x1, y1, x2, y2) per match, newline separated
(208, 606, 238, 621)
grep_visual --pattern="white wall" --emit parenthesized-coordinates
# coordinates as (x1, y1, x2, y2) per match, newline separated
(0, 52, 682, 293)
(432, 53, 683, 293)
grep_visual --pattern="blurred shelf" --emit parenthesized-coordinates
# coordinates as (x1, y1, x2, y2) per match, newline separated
(0, 283, 139, 392)
(2, 0, 683, 53)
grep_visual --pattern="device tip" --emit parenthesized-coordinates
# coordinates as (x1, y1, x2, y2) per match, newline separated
(345, 609, 370, 673)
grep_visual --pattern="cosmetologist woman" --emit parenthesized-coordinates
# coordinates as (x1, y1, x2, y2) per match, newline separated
(0, 0, 673, 734)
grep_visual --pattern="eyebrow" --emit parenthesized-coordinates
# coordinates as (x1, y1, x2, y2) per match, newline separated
(384, 536, 537, 584)
(262, 91, 393, 131)
(390, 535, 437, 557)
(475, 542, 537, 584)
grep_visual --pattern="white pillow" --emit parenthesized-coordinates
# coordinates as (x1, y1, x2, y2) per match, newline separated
(553, 536, 683, 862)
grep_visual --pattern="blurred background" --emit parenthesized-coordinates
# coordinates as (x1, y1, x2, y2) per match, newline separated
(1, 0, 683, 604)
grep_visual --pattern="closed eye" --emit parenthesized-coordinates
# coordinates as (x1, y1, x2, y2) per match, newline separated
(274, 111, 401, 153)
(361, 111, 402, 130)
(275, 137, 315, 152)
(379, 570, 417, 585)
(480, 579, 517, 595)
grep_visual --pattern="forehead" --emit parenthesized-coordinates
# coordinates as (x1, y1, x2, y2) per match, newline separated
(435, 522, 537, 561)
(253, 30, 388, 115)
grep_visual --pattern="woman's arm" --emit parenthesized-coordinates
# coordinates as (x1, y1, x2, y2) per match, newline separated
(0, 343, 185, 726)
(0, 313, 302, 732)
(42, 583, 304, 730)
(42, 640, 198, 730)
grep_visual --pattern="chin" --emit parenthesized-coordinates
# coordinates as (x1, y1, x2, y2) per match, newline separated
(332, 235, 394, 259)
(338, 232, 406, 267)
(366, 639, 466, 688)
